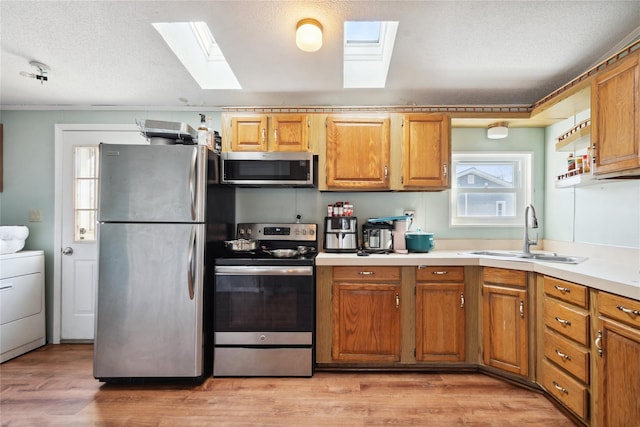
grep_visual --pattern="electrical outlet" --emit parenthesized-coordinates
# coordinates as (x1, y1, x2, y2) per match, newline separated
(403, 209, 415, 219)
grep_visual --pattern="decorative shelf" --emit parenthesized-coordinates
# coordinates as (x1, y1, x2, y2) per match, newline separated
(556, 119, 591, 153)
(555, 172, 600, 188)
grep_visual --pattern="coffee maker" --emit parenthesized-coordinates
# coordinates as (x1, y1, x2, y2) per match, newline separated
(324, 216, 358, 253)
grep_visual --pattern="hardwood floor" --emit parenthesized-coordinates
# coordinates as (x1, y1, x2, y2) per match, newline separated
(0, 344, 576, 426)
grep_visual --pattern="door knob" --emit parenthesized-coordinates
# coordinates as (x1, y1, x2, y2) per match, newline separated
(62, 247, 74, 255)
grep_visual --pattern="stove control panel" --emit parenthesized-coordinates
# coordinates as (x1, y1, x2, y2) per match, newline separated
(237, 223, 317, 241)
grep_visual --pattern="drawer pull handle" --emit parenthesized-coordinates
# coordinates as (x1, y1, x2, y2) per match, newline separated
(519, 300, 525, 318)
(417, 265, 426, 269)
(358, 271, 375, 275)
(0, 284, 14, 291)
(616, 305, 640, 316)
(395, 293, 400, 310)
(595, 330, 603, 357)
(432, 271, 448, 275)
(552, 381, 568, 394)
(553, 285, 570, 294)
(555, 316, 571, 326)
(460, 292, 465, 309)
(555, 349, 571, 361)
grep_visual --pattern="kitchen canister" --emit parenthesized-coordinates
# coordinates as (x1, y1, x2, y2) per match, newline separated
(405, 229, 435, 253)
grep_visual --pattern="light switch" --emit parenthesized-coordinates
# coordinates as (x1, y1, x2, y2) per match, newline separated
(29, 209, 42, 222)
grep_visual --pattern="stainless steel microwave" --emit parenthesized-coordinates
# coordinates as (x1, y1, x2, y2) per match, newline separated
(220, 152, 317, 187)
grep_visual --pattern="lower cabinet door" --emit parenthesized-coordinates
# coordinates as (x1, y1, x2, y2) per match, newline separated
(597, 317, 640, 427)
(482, 284, 528, 376)
(332, 283, 401, 362)
(416, 282, 465, 362)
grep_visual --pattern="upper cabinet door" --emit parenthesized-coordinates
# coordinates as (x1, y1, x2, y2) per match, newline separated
(230, 115, 268, 151)
(326, 115, 390, 190)
(402, 114, 451, 189)
(271, 115, 309, 152)
(592, 49, 640, 176)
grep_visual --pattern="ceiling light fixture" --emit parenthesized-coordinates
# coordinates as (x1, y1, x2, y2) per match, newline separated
(296, 18, 323, 52)
(487, 122, 509, 139)
(20, 61, 50, 84)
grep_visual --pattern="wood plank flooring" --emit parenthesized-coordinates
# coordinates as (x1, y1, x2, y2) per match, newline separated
(0, 344, 576, 426)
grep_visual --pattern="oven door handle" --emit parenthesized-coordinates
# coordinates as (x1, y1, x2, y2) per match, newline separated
(215, 266, 313, 276)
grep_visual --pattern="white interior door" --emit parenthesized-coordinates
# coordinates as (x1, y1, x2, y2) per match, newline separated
(59, 128, 146, 341)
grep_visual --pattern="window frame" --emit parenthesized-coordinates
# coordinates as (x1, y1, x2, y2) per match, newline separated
(449, 151, 533, 227)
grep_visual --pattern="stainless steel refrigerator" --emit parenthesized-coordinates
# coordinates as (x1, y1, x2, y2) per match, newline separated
(93, 143, 234, 382)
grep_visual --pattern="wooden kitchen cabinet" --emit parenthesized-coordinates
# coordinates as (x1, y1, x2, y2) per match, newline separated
(325, 115, 390, 190)
(482, 267, 528, 376)
(540, 276, 591, 423)
(595, 291, 640, 427)
(401, 114, 451, 190)
(331, 266, 401, 362)
(223, 113, 310, 152)
(591, 48, 640, 177)
(415, 266, 465, 362)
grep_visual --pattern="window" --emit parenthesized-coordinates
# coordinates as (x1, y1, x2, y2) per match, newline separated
(450, 152, 532, 227)
(73, 146, 99, 241)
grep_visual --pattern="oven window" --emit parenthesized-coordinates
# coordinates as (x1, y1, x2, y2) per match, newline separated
(215, 275, 313, 332)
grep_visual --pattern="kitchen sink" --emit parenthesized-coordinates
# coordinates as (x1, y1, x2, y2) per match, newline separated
(518, 253, 587, 264)
(467, 250, 587, 264)
(467, 251, 520, 258)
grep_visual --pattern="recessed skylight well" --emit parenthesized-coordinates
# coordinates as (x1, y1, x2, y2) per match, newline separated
(343, 21, 398, 89)
(153, 21, 241, 90)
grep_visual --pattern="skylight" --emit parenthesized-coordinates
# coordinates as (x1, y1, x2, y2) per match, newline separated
(343, 21, 398, 88)
(153, 22, 241, 90)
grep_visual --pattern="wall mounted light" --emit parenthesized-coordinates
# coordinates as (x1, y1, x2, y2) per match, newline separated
(487, 122, 508, 139)
(296, 18, 323, 52)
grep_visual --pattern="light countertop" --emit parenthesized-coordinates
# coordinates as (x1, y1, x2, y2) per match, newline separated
(316, 249, 640, 301)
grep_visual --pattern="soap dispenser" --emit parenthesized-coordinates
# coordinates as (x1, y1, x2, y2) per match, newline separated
(197, 113, 209, 146)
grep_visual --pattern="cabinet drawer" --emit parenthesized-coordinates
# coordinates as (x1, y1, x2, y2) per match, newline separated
(482, 267, 526, 288)
(598, 291, 640, 329)
(0, 273, 43, 325)
(543, 276, 588, 309)
(542, 359, 589, 420)
(544, 298, 590, 346)
(333, 266, 400, 282)
(544, 329, 590, 383)
(416, 266, 464, 282)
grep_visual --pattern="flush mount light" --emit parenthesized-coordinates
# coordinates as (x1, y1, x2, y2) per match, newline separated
(296, 18, 323, 52)
(487, 122, 509, 139)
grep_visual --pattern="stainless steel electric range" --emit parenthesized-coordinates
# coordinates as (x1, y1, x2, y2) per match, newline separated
(213, 222, 317, 377)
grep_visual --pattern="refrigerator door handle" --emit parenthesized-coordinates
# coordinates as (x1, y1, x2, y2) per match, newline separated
(189, 147, 198, 221)
(187, 225, 196, 300)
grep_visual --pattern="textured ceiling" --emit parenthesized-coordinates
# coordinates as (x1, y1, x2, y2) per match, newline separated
(1, 1, 639, 109)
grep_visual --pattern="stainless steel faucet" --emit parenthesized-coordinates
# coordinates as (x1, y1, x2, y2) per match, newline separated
(523, 204, 539, 255)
